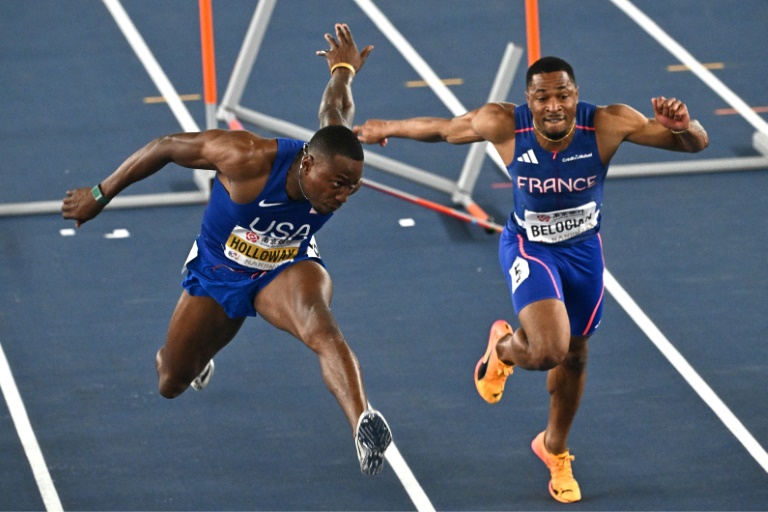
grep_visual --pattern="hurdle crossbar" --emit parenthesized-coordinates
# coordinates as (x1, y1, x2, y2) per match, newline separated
(217, 0, 522, 228)
(363, 179, 503, 233)
(0, 192, 209, 218)
(605, 0, 768, 174)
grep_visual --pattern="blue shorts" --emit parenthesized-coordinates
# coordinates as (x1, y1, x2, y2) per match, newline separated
(182, 251, 325, 319)
(499, 229, 604, 337)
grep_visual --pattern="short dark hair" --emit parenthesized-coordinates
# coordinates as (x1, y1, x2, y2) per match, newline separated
(308, 125, 364, 162)
(526, 56, 576, 88)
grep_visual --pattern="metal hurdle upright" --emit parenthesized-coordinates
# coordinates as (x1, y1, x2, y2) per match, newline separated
(2, 0, 765, 220)
(216, 0, 524, 226)
(215, 0, 768, 224)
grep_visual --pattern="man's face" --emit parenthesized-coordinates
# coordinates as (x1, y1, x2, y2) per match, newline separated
(525, 71, 579, 139)
(302, 152, 363, 215)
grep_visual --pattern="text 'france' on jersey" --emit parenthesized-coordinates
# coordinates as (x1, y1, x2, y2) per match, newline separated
(506, 102, 608, 245)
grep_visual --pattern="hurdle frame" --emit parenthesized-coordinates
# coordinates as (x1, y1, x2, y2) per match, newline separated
(1, 0, 765, 220)
(216, 0, 524, 224)
(216, 0, 768, 211)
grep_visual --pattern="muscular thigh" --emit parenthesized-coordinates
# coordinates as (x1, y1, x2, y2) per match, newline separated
(253, 259, 336, 341)
(163, 290, 245, 373)
(500, 231, 604, 337)
(500, 231, 563, 314)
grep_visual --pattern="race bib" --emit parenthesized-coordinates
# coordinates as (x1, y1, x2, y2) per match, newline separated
(224, 225, 302, 270)
(510, 256, 529, 292)
(523, 202, 598, 243)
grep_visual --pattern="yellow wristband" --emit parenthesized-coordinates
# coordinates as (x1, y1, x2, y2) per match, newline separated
(670, 127, 689, 135)
(330, 62, 356, 77)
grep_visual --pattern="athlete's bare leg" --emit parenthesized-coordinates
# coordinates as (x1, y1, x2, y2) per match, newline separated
(156, 291, 246, 398)
(253, 260, 367, 433)
(493, 298, 588, 452)
(544, 336, 589, 453)
(496, 298, 571, 370)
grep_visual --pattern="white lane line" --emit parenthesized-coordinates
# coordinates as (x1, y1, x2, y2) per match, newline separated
(101, 0, 199, 133)
(0, 343, 63, 511)
(610, 0, 768, 136)
(368, 401, 435, 511)
(604, 270, 768, 473)
(382, 434, 435, 511)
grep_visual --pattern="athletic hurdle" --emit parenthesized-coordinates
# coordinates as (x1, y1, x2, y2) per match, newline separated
(3, 0, 765, 221)
(215, 0, 767, 224)
(606, 0, 768, 176)
(216, 0, 524, 227)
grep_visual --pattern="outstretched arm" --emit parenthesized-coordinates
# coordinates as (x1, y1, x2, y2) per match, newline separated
(61, 130, 269, 226)
(354, 102, 517, 148)
(316, 23, 373, 128)
(353, 115, 476, 146)
(599, 96, 709, 156)
(353, 102, 518, 163)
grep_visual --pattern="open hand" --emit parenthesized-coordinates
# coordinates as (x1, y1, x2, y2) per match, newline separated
(317, 23, 373, 75)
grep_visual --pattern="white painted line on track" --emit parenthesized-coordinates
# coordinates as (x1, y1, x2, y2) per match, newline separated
(384, 442, 436, 512)
(102, 0, 199, 133)
(604, 270, 768, 473)
(368, 401, 435, 512)
(610, 0, 768, 136)
(0, 343, 63, 511)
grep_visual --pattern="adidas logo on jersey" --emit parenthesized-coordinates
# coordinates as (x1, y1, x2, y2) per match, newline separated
(517, 149, 538, 164)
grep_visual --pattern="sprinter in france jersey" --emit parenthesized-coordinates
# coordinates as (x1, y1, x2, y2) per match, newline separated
(354, 55, 708, 501)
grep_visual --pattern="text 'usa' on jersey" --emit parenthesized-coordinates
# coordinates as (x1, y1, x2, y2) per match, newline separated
(198, 138, 333, 272)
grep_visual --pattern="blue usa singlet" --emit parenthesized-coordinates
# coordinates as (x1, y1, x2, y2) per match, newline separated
(506, 102, 607, 246)
(196, 137, 333, 272)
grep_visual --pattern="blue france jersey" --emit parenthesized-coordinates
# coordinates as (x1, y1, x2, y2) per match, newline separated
(506, 102, 608, 246)
(196, 137, 332, 272)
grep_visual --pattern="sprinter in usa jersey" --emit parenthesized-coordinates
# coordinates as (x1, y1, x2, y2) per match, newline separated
(63, 24, 393, 477)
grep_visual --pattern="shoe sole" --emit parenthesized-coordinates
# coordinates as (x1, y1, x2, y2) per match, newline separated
(474, 320, 513, 403)
(357, 411, 392, 476)
(191, 360, 214, 391)
(531, 432, 580, 504)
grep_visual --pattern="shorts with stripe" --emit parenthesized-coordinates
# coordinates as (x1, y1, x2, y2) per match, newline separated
(499, 229, 604, 337)
(182, 251, 325, 319)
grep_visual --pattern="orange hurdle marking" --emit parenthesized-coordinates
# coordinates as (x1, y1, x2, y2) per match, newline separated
(525, 0, 541, 66)
(199, 0, 217, 108)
